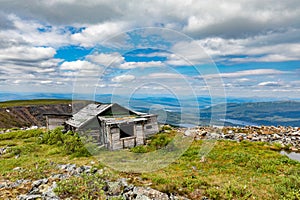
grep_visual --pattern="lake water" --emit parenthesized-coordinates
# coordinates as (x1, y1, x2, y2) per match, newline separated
(219, 118, 259, 126)
(280, 151, 300, 162)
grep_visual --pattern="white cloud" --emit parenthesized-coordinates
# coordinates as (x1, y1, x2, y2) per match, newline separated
(0, 1, 300, 97)
(71, 22, 129, 47)
(203, 69, 285, 79)
(60, 60, 99, 71)
(167, 40, 211, 65)
(60, 60, 103, 79)
(87, 52, 124, 66)
(0, 46, 56, 62)
(258, 81, 283, 87)
(147, 73, 184, 79)
(40, 80, 53, 84)
(111, 74, 135, 82)
(119, 61, 164, 69)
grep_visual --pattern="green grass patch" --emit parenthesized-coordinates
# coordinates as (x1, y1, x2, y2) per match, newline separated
(130, 129, 176, 153)
(54, 174, 106, 199)
(0, 99, 72, 108)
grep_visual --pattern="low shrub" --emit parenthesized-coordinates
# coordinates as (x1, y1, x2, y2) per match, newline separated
(39, 127, 91, 157)
(54, 174, 106, 199)
(130, 132, 174, 153)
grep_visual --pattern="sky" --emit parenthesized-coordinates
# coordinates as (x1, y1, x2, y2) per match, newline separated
(0, 0, 300, 100)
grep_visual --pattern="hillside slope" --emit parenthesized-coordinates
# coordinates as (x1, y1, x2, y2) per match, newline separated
(0, 103, 71, 129)
(0, 99, 95, 129)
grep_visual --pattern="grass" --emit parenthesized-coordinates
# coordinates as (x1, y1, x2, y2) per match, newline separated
(0, 128, 300, 199)
(54, 174, 106, 199)
(0, 99, 73, 108)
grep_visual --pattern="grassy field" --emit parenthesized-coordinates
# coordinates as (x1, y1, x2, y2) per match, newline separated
(0, 99, 73, 108)
(0, 128, 300, 199)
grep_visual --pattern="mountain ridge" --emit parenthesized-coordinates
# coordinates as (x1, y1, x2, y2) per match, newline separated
(0, 99, 299, 129)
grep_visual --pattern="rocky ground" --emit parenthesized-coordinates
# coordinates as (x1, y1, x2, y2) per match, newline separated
(0, 163, 190, 200)
(182, 125, 300, 152)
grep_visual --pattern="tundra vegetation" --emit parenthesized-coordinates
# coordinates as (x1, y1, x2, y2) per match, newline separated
(0, 126, 300, 199)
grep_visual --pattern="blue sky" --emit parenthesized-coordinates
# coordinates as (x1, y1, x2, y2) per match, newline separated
(0, 1, 299, 100)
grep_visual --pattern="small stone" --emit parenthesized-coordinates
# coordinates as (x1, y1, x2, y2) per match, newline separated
(97, 169, 104, 175)
(32, 178, 48, 188)
(18, 194, 42, 200)
(76, 166, 84, 174)
(13, 167, 22, 171)
(106, 181, 122, 195)
(290, 147, 299, 152)
(200, 156, 206, 163)
(66, 164, 76, 172)
(133, 187, 169, 200)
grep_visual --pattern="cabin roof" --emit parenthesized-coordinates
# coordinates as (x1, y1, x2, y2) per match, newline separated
(65, 103, 149, 128)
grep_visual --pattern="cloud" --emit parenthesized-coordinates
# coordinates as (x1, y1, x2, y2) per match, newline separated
(0, 46, 56, 62)
(60, 60, 103, 78)
(119, 61, 164, 69)
(198, 36, 300, 63)
(87, 52, 124, 66)
(0, 1, 300, 97)
(147, 73, 185, 79)
(167, 40, 211, 65)
(111, 74, 135, 82)
(0, 15, 73, 48)
(182, 1, 300, 39)
(0, 0, 124, 25)
(203, 69, 285, 79)
(60, 60, 99, 71)
(71, 22, 129, 47)
(257, 81, 283, 87)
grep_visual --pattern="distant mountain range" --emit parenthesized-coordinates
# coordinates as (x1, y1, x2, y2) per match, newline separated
(0, 92, 299, 127)
(200, 101, 300, 127)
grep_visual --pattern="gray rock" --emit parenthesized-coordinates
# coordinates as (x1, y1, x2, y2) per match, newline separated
(29, 187, 39, 195)
(58, 164, 67, 170)
(11, 179, 30, 188)
(106, 181, 122, 196)
(169, 194, 191, 200)
(18, 194, 42, 200)
(41, 182, 59, 200)
(207, 133, 220, 140)
(83, 165, 92, 173)
(135, 194, 151, 200)
(50, 173, 69, 180)
(66, 164, 76, 172)
(32, 178, 48, 188)
(76, 166, 84, 174)
(133, 187, 169, 200)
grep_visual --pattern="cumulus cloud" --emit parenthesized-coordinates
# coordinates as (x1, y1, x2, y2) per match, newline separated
(87, 52, 124, 66)
(60, 60, 103, 78)
(71, 22, 129, 47)
(0, 1, 299, 97)
(197, 36, 300, 63)
(111, 74, 135, 82)
(60, 60, 99, 71)
(0, 46, 56, 62)
(203, 69, 286, 79)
